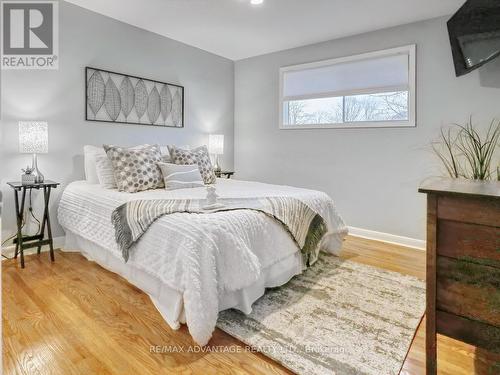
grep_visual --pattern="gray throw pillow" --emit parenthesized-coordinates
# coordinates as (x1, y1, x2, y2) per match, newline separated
(167, 145, 216, 184)
(157, 162, 204, 190)
(103, 144, 164, 193)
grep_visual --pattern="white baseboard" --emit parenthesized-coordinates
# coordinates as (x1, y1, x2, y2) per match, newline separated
(1, 236, 66, 258)
(2, 229, 425, 260)
(348, 226, 425, 250)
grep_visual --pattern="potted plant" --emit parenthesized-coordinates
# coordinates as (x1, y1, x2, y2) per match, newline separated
(432, 118, 500, 181)
(21, 166, 36, 185)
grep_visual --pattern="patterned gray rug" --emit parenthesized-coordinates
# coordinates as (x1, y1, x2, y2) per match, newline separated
(217, 255, 425, 375)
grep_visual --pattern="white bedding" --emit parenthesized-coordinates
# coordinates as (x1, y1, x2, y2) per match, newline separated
(58, 178, 347, 345)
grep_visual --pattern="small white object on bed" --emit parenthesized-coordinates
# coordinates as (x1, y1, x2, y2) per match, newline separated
(58, 178, 347, 345)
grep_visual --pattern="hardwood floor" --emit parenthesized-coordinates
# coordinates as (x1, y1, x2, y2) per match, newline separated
(3, 236, 499, 374)
(342, 237, 500, 375)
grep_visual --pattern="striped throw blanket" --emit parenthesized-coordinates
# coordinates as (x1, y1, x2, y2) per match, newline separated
(111, 197, 327, 266)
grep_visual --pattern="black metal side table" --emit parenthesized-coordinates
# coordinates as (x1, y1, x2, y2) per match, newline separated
(215, 171, 235, 179)
(7, 181, 60, 268)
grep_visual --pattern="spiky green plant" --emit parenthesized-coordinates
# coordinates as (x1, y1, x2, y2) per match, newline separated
(455, 118, 500, 180)
(432, 118, 500, 181)
(431, 127, 462, 178)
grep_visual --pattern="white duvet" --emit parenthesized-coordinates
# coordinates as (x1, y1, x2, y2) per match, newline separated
(58, 178, 347, 345)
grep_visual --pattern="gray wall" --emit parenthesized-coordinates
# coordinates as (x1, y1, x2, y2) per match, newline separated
(0, 2, 234, 240)
(234, 16, 500, 241)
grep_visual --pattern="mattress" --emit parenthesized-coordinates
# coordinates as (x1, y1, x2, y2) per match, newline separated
(58, 178, 347, 344)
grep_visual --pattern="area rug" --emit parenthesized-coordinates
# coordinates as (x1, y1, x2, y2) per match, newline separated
(217, 255, 425, 375)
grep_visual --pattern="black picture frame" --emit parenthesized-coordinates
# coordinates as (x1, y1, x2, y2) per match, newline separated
(85, 66, 184, 128)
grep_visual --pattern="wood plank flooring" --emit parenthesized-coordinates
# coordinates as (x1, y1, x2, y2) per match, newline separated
(3, 236, 499, 374)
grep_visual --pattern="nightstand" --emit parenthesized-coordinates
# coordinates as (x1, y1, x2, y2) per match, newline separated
(215, 171, 235, 179)
(7, 181, 60, 268)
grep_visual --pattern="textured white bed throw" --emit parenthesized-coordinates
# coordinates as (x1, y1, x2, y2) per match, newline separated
(58, 179, 347, 345)
(112, 196, 329, 268)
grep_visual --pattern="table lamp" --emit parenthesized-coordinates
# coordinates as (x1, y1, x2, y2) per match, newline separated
(208, 134, 224, 172)
(19, 121, 48, 183)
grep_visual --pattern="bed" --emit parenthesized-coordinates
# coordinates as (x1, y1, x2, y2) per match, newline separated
(58, 178, 347, 345)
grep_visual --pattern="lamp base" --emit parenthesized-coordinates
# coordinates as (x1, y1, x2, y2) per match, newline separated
(32, 154, 44, 183)
(213, 154, 221, 172)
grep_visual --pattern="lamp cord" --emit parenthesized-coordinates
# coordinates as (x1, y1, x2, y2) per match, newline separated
(1, 189, 41, 260)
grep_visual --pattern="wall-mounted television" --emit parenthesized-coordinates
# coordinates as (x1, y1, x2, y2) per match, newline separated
(448, 0, 500, 77)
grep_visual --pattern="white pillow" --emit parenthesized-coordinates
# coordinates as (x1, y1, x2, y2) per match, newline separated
(83, 145, 105, 184)
(157, 162, 204, 190)
(95, 154, 117, 189)
(160, 146, 170, 159)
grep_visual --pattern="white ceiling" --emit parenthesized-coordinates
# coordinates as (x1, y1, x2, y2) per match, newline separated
(65, 0, 464, 61)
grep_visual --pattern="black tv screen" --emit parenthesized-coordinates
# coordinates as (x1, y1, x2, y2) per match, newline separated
(448, 0, 500, 77)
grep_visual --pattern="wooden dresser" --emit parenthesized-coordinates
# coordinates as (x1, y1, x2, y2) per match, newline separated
(419, 179, 500, 374)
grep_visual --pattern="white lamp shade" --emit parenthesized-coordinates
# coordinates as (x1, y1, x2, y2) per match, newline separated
(208, 134, 224, 155)
(19, 121, 48, 154)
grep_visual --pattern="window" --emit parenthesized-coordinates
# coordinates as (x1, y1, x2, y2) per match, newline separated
(279, 45, 416, 129)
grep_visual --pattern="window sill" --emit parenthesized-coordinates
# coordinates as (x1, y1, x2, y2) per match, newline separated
(279, 120, 416, 130)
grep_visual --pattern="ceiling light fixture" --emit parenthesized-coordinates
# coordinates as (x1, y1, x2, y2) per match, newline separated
(250, 0, 264, 5)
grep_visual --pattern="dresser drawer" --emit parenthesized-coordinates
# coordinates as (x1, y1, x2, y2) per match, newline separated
(437, 256, 500, 326)
(437, 220, 500, 266)
(438, 195, 500, 227)
(437, 311, 500, 353)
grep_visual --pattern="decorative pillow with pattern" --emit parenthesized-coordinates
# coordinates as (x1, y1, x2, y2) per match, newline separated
(103, 144, 165, 193)
(96, 144, 161, 190)
(167, 145, 216, 184)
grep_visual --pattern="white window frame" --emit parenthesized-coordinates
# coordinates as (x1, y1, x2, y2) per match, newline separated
(279, 45, 416, 130)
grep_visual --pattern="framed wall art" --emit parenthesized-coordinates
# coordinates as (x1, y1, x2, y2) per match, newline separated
(85, 67, 184, 127)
